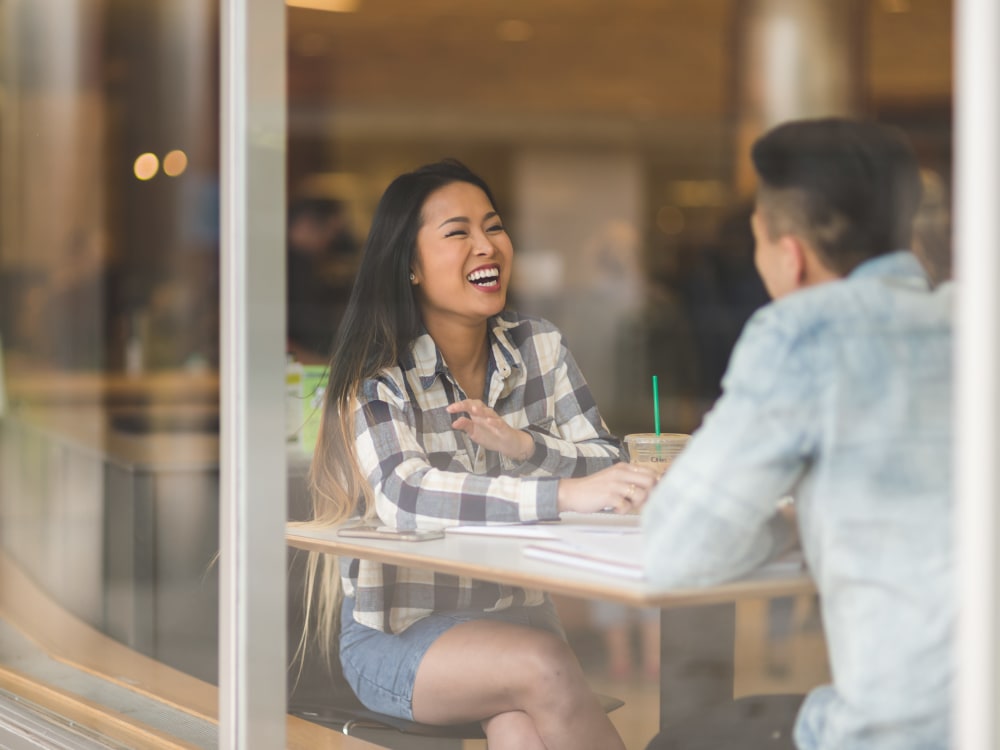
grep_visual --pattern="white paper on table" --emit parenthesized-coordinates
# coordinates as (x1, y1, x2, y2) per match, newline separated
(445, 511, 641, 541)
(524, 531, 807, 583)
(523, 532, 646, 579)
(444, 524, 563, 540)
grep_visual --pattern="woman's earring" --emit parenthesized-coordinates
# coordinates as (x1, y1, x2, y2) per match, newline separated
(409, 272, 416, 282)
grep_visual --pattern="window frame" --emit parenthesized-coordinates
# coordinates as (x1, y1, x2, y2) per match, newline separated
(219, 0, 288, 746)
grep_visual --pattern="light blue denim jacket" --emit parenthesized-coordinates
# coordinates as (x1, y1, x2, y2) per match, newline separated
(642, 251, 952, 749)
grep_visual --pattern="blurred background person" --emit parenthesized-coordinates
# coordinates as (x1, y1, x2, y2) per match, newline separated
(912, 169, 951, 287)
(286, 195, 361, 363)
(24, 226, 123, 370)
(589, 601, 660, 683)
(557, 220, 648, 428)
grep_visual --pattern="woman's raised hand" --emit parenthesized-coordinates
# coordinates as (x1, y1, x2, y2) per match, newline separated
(556, 463, 660, 515)
(446, 399, 535, 461)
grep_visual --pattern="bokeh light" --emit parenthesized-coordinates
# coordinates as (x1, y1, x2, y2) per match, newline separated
(133, 152, 159, 181)
(163, 149, 189, 177)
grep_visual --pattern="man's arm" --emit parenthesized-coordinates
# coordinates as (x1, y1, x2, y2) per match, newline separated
(641, 306, 816, 587)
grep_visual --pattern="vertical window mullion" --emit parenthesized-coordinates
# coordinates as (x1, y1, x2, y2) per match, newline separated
(219, 0, 286, 747)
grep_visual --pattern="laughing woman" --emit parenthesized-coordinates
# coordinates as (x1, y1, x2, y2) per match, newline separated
(303, 160, 656, 750)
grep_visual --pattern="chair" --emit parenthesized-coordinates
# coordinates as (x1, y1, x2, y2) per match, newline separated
(642, 694, 805, 750)
(287, 549, 623, 747)
(289, 692, 625, 743)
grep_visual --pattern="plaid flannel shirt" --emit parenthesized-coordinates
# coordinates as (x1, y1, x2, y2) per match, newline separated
(341, 311, 621, 633)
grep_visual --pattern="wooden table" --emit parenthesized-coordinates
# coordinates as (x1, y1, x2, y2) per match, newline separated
(287, 519, 815, 730)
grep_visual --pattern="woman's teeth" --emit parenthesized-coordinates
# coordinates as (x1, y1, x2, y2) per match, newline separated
(467, 268, 499, 285)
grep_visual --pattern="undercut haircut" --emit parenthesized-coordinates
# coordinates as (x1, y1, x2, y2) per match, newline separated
(752, 118, 923, 276)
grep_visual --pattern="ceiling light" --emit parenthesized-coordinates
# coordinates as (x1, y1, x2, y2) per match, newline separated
(163, 150, 188, 177)
(133, 153, 159, 181)
(286, 0, 359, 12)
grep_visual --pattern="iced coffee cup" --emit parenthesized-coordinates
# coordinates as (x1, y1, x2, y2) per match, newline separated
(624, 432, 690, 478)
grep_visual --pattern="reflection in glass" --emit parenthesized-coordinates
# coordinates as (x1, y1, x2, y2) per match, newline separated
(0, 0, 222, 745)
(284, 3, 951, 745)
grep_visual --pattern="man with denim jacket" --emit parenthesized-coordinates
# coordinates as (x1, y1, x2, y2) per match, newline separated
(641, 118, 952, 750)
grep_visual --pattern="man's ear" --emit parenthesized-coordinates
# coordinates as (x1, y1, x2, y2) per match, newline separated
(778, 235, 808, 290)
(792, 237, 841, 288)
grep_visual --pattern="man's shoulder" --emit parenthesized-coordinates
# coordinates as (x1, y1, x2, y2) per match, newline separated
(741, 290, 833, 349)
(755, 261, 950, 343)
(762, 280, 848, 329)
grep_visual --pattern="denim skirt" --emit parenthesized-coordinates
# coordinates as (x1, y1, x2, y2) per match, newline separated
(338, 595, 565, 720)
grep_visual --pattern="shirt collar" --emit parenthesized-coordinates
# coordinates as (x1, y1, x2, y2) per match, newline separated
(404, 314, 524, 392)
(848, 250, 929, 288)
(406, 329, 447, 391)
(488, 314, 523, 380)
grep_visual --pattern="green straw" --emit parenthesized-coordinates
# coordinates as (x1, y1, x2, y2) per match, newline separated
(652, 375, 661, 436)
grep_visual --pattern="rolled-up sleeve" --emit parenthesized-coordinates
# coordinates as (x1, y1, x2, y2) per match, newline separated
(507, 339, 621, 477)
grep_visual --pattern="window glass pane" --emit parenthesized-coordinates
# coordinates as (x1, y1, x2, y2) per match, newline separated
(283, 2, 952, 748)
(0, 1, 222, 745)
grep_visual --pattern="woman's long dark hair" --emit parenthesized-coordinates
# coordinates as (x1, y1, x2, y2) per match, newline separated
(297, 159, 498, 662)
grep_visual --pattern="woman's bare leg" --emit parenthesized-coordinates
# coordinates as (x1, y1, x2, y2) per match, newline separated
(410, 619, 624, 750)
(481, 711, 547, 750)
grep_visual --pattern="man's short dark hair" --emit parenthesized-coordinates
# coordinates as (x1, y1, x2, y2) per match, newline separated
(751, 118, 923, 275)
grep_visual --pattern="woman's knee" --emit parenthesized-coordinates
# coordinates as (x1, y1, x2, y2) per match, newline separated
(510, 630, 585, 692)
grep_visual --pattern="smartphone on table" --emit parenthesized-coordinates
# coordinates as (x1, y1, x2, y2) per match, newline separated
(337, 525, 444, 542)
